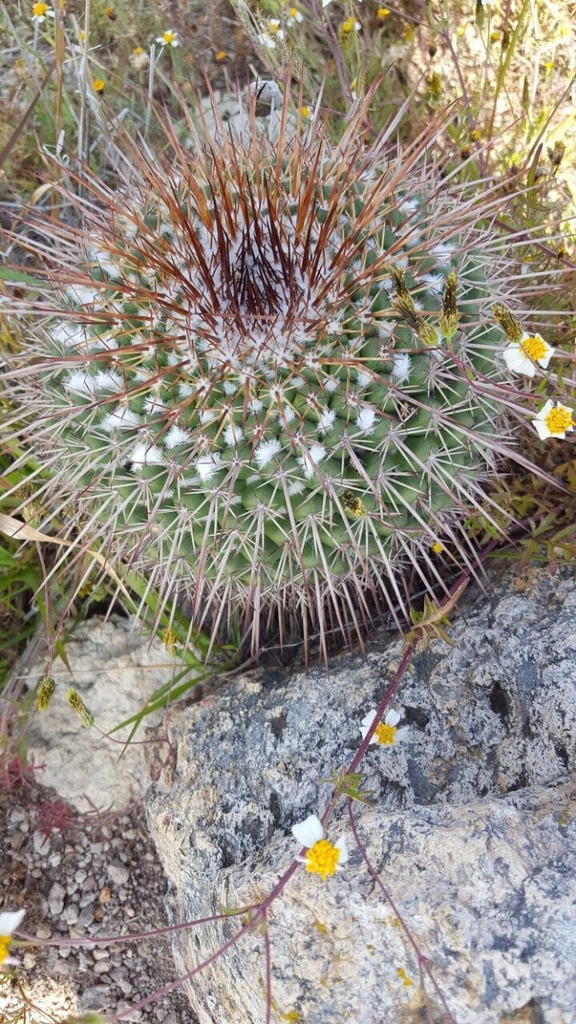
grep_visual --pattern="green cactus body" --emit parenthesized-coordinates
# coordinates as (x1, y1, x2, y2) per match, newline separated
(10, 109, 525, 650)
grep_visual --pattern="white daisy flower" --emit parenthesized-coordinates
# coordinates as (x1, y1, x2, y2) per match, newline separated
(156, 29, 179, 47)
(360, 708, 410, 747)
(502, 332, 554, 377)
(292, 814, 348, 881)
(532, 400, 574, 440)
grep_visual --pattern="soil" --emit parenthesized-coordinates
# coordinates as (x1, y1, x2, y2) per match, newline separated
(0, 777, 198, 1024)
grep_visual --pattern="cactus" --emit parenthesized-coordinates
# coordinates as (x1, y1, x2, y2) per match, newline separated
(3, 97, 552, 655)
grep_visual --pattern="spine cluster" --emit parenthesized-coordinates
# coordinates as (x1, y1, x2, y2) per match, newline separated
(4, 103, 557, 654)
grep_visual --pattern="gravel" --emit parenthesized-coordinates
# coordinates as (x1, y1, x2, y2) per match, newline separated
(0, 780, 199, 1024)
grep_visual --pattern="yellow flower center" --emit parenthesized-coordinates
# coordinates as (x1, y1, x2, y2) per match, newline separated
(545, 407, 573, 434)
(340, 16, 356, 33)
(133, 46, 144, 54)
(163, 31, 175, 43)
(0, 936, 12, 963)
(33, 2, 48, 14)
(305, 839, 341, 880)
(520, 335, 547, 362)
(432, 541, 445, 554)
(374, 722, 397, 745)
(377, 7, 391, 17)
(290, 7, 299, 16)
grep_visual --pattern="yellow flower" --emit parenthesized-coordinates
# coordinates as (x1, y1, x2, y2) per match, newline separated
(340, 15, 361, 35)
(32, 2, 54, 23)
(300, 105, 311, 119)
(432, 541, 445, 554)
(532, 401, 574, 440)
(292, 814, 348, 881)
(156, 29, 179, 47)
(215, 50, 227, 61)
(377, 7, 391, 18)
(93, 78, 105, 93)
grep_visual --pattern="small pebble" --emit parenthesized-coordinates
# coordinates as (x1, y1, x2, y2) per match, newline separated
(63, 904, 80, 926)
(48, 881, 66, 915)
(107, 861, 130, 886)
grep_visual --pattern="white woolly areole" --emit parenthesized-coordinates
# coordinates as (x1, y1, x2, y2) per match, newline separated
(318, 408, 336, 433)
(392, 353, 412, 382)
(198, 410, 217, 425)
(165, 425, 191, 449)
(278, 405, 295, 424)
(194, 453, 222, 481)
(298, 443, 327, 479)
(130, 444, 165, 469)
(51, 321, 90, 351)
(67, 283, 99, 306)
(254, 438, 281, 469)
(429, 241, 455, 264)
(94, 370, 124, 392)
(356, 371, 373, 388)
(63, 371, 96, 396)
(223, 421, 244, 446)
(421, 272, 445, 295)
(144, 395, 169, 414)
(356, 407, 376, 433)
(100, 408, 141, 432)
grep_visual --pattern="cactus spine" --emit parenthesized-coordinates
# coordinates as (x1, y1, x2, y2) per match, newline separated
(4, 98, 549, 655)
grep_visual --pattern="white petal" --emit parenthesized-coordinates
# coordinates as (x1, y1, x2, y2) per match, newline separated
(385, 709, 401, 728)
(394, 726, 411, 743)
(292, 814, 324, 848)
(535, 399, 554, 420)
(503, 344, 535, 377)
(335, 836, 349, 866)
(533, 418, 551, 440)
(360, 709, 378, 732)
(0, 910, 25, 935)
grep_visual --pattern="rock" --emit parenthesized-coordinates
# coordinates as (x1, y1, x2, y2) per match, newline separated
(26, 616, 179, 811)
(47, 881, 66, 916)
(146, 565, 576, 1024)
(107, 860, 130, 885)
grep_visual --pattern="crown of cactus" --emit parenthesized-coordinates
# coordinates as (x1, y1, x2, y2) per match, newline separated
(3, 95, 555, 655)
